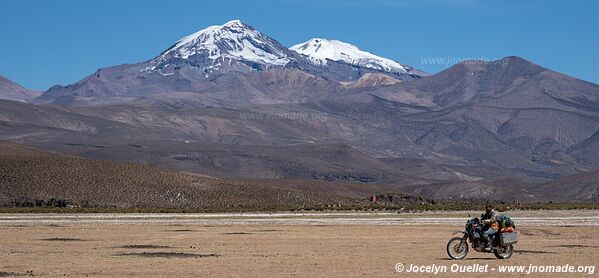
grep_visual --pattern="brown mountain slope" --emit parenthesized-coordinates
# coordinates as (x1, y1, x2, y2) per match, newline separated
(0, 141, 350, 209)
(0, 75, 41, 102)
(0, 141, 428, 209)
(341, 73, 400, 89)
(373, 56, 599, 109)
(528, 170, 599, 202)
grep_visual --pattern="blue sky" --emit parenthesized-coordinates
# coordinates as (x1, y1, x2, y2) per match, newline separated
(1, 0, 597, 90)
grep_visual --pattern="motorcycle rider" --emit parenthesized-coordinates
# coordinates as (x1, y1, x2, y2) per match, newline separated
(480, 203, 499, 251)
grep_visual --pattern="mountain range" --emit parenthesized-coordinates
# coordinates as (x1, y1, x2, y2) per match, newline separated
(35, 20, 424, 107)
(1, 20, 598, 202)
(0, 75, 40, 102)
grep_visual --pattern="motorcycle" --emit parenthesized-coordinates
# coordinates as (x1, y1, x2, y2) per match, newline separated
(446, 217, 517, 260)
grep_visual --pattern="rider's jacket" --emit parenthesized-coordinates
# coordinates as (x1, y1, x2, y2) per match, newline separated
(481, 209, 499, 230)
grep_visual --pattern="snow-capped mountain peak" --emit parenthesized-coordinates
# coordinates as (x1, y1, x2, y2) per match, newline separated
(163, 19, 291, 65)
(146, 20, 293, 75)
(290, 38, 409, 73)
(143, 22, 423, 80)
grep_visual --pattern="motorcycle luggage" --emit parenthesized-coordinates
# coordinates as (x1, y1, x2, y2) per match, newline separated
(498, 213, 516, 229)
(501, 226, 514, 233)
(499, 232, 518, 244)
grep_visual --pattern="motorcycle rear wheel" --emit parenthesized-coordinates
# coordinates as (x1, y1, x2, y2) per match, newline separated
(447, 237, 468, 260)
(494, 244, 513, 259)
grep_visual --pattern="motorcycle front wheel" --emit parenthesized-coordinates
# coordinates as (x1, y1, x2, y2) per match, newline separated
(494, 244, 513, 259)
(447, 237, 469, 260)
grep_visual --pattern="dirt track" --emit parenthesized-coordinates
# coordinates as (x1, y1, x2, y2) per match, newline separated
(1, 211, 598, 277)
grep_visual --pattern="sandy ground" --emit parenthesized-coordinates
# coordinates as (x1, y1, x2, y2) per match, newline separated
(1, 211, 598, 277)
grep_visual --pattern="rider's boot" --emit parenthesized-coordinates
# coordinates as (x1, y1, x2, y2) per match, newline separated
(481, 242, 491, 251)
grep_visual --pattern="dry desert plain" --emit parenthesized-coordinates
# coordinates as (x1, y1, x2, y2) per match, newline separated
(0, 211, 598, 277)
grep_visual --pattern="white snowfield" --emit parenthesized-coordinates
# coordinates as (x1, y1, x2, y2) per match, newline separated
(161, 19, 291, 65)
(1, 211, 597, 226)
(290, 38, 408, 73)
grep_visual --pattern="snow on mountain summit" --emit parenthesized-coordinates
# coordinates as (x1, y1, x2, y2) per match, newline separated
(290, 38, 409, 73)
(143, 21, 423, 80)
(165, 20, 290, 65)
(146, 20, 293, 75)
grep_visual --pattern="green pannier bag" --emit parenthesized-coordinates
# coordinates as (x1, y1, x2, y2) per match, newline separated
(498, 213, 515, 229)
